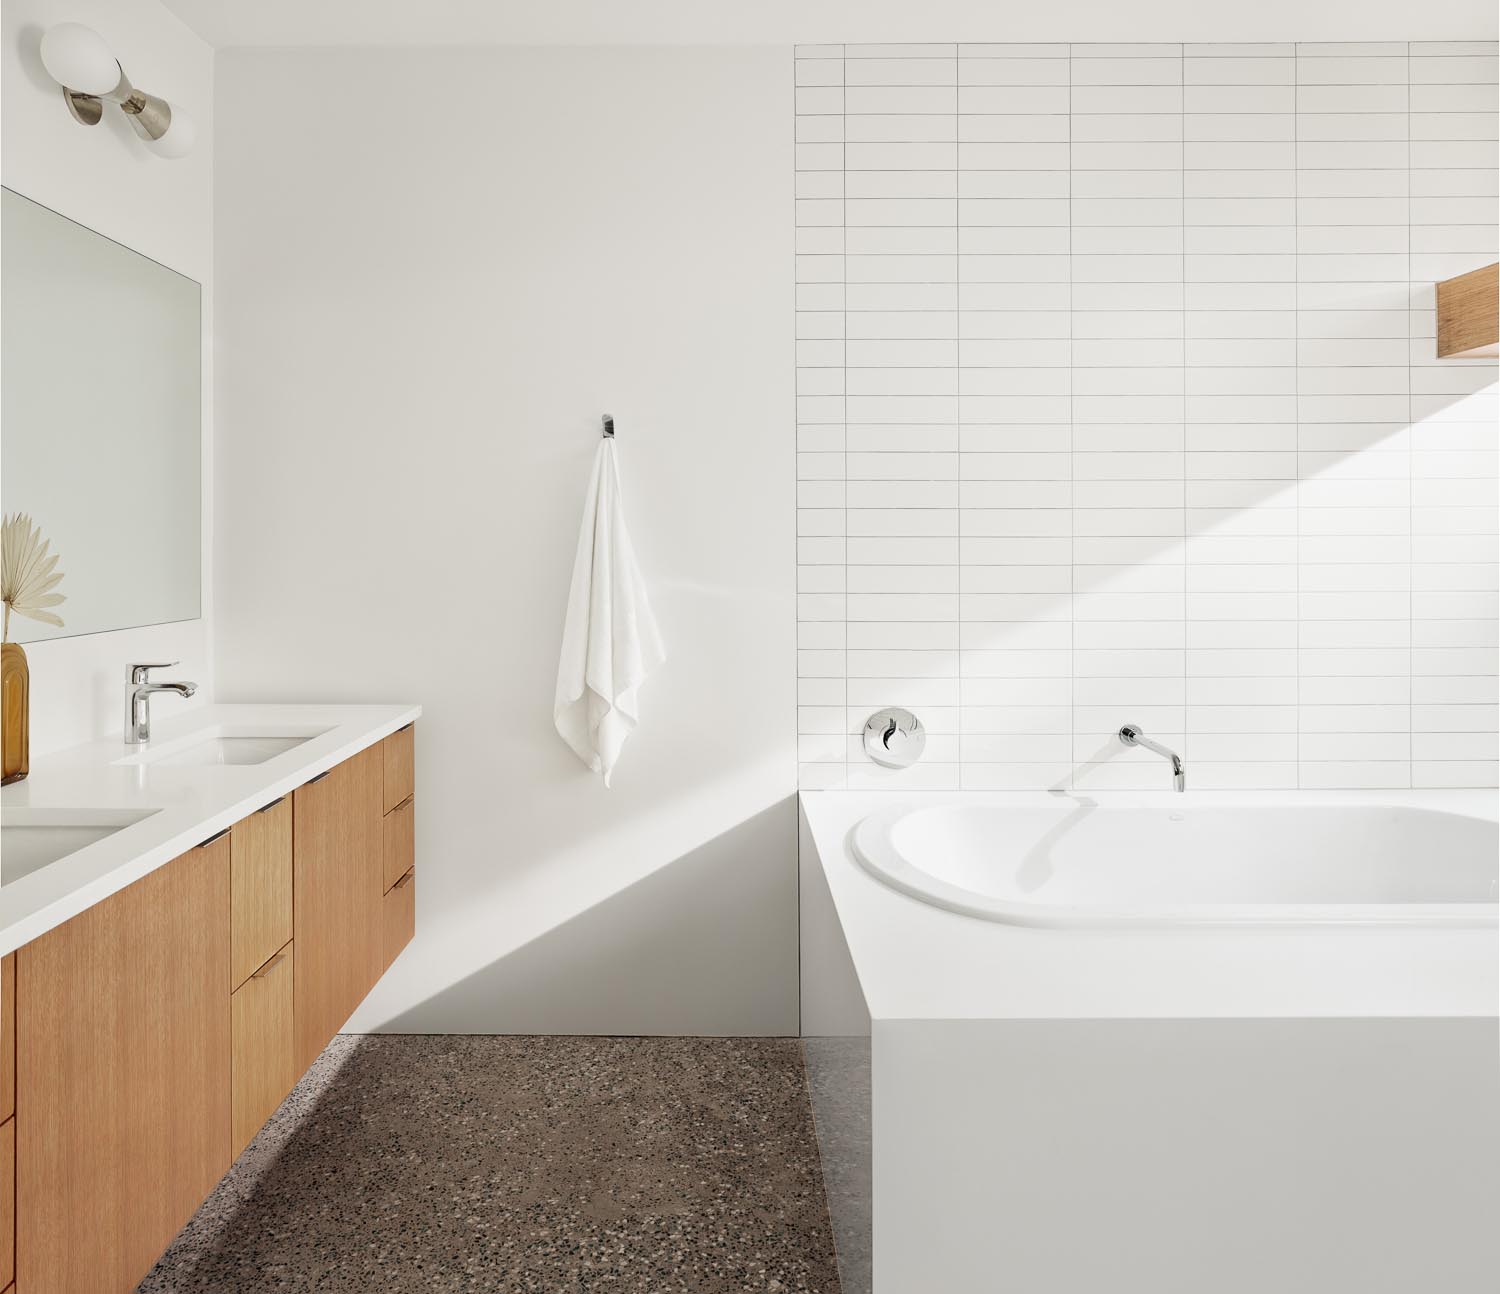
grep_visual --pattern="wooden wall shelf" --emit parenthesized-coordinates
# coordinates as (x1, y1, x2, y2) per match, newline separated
(1436, 262, 1498, 359)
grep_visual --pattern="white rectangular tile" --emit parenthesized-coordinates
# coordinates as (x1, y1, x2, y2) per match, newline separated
(959, 85, 1070, 114)
(792, 43, 1499, 791)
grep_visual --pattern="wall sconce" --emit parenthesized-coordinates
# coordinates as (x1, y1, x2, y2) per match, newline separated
(39, 22, 194, 159)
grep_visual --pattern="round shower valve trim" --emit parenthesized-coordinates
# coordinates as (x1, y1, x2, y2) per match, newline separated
(863, 708, 925, 769)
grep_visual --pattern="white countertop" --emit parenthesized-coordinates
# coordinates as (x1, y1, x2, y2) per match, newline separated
(802, 789, 1500, 1023)
(0, 703, 420, 955)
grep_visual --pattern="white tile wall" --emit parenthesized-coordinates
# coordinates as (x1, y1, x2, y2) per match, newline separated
(796, 41, 1498, 791)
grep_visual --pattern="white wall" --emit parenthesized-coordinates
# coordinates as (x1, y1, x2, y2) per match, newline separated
(794, 42, 1499, 793)
(214, 47, 797, 1035)
(158, 0, 1500, 49)
(1, 0, 214, 755)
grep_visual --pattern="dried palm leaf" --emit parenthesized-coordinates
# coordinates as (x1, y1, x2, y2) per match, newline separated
(1, 513, 66, 640)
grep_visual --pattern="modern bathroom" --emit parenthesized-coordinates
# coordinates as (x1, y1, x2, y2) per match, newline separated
(0, 1, 1495, 1291)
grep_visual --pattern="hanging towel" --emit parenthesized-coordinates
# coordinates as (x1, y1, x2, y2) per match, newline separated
(553, 437, 665, 786)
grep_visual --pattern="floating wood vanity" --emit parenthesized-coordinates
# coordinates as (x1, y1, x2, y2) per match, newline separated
(0, 719, 416, 1294)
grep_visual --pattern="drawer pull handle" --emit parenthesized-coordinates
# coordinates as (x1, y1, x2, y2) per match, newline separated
(251, 952, 287, 979)
(256, 796, 286, 814)
(199, 827, 230, 848)
(306, 769, 331, 784)
(394, 872, 415, 891)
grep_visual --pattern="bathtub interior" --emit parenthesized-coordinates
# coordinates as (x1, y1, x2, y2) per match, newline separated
(855, 799, 1500, 922)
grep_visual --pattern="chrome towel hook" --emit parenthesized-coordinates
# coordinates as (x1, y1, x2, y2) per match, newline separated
(601, 414, 615, 439)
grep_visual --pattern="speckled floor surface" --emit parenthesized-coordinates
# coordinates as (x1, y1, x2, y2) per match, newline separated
(138, 1035, 842, 1293)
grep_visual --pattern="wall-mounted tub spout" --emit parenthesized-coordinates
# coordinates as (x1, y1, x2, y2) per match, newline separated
(1118, 724, 1185, 792)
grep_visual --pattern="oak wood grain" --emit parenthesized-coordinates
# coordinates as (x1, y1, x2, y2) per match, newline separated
(382, 869, 416, 973)
(16, 836, 231, 1294)
(382, 724, 414, 814)
(293, 745, 382, 1073)
(1436, 262, 1499, 358)
(231, 942, 297, 1159)
(1, 1115, 12, 1289)
(230, 797, 294, 991)
(382, 795, 415, 893)
(1, 952, 13, 1124)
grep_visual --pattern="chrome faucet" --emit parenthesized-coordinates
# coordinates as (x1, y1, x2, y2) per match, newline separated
(125, 662, 198, 744)
(1118, 724, 1186, 792)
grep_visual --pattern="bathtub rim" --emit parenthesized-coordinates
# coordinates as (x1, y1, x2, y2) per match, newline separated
(800, 788, 1500, 1023)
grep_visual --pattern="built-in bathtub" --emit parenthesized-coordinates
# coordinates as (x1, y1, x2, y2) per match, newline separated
(798, 790, 1500, 1294)
(852, 795, 1499, 928)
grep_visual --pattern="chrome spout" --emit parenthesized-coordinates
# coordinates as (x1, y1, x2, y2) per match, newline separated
(125, 662, 197, 743)
(1118, 724, 1186, 792)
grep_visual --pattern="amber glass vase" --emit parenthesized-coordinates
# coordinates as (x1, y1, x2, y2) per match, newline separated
(2, 641, 29, 784)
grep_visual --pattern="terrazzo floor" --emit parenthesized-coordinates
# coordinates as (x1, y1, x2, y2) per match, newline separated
(138, 1034, 842, 1294)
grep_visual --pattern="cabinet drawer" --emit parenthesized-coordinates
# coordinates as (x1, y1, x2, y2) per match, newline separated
(231, 942, 296, 1160)
(382, 724, 414, 814)
(231, 797, 293, 991)
(384, 722, 414, 815)
(383, 795, 415, 892)
(382, 869, 415, 972)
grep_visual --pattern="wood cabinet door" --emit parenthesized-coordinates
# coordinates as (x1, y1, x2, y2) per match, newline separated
(230, 796, 294, 990)
(293, 746, 382, 1072)
(1, 951, 13, 1124)
(231, 942, 296, 1159)
(1, 1115, 12, 1290)
(16, 836, 232, 1294)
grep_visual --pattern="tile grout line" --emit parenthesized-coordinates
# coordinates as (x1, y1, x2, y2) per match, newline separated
(841, 46, 849, 788)
(1067, 43, 1076, 791)
(1180, 42, 1188, 776)
(791, 49, 803, 1034)
(1295, 42, 1302, 790)
(1406, 40, 1413, 790)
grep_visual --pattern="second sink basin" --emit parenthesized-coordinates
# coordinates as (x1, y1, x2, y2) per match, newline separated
(114, 724, 332, 769)
(1, 808, 161, 885)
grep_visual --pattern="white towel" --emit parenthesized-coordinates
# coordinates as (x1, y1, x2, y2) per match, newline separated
(553, 438, 665, 786)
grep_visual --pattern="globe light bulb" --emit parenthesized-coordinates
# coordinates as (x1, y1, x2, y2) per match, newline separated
(40, 23, 120, 95)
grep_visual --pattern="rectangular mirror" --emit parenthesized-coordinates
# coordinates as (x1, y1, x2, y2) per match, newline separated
(1, 187, 201, 643)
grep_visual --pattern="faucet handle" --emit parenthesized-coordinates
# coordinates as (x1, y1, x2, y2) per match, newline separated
(128, 661, 179, 685)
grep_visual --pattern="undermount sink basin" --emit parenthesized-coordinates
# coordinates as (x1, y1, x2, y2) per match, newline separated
(114, 725, 332, 768)
(1, 809, 160, 885)
(148, 736, 313, 767)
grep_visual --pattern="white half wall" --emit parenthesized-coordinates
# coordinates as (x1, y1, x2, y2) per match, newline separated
(213, 46, 798, 1035)
(1, 0, 214, 754)
(873, 1017, 1500, 1294)
(800, 800, 873, 1294)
